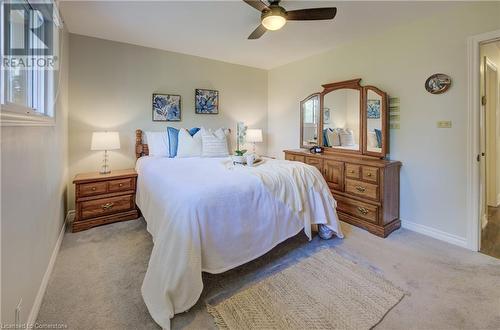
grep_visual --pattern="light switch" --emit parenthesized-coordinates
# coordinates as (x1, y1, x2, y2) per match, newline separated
(437, 121, 452, 128)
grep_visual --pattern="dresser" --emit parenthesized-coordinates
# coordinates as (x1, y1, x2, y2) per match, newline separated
(73, 169, 139, 232)
(285, 150, 401, 237)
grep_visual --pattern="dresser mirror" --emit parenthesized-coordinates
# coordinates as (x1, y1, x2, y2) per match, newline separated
(364, 86, 387, 157)
(322, 87, 361, 152)
(300, 79, 388, 158)
(300, 93, 320, 148)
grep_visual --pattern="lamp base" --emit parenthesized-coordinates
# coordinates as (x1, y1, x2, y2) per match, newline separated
(99, 150, 111, 174)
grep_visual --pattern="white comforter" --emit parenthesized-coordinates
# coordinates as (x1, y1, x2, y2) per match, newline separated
(136, 156, 343, 329)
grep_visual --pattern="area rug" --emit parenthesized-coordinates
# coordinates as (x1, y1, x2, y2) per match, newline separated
(207, 248, 405, 330)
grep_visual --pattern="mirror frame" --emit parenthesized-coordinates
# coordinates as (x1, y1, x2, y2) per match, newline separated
(319, 78, 365, 155)
(363, 85, 388, 158)
(300, 93, 321, 149)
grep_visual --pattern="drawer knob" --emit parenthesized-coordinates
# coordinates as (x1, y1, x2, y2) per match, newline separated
(367, 173, 372, 177)
(119, 183, 123, 187)
(349, 170, 355, 174)
(92, 187, 97, 191)
(355, 186, 366, 192)
(357, 207, 369, 215)
(102, 202, 114, 210)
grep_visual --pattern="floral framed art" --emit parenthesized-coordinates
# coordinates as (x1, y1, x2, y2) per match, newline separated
(152, 94, 181, 121)
(195, 89, 219, 114)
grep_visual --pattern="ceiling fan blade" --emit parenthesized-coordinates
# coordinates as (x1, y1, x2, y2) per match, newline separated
(248, 24, 267, 40)
(286, 7, 337, 21)
(242, 0, 269, 12)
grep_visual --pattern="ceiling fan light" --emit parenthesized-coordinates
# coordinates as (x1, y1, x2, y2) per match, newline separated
(262, 15, 286, 31)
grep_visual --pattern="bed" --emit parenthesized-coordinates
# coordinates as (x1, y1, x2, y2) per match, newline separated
(134, 130, 343, 329)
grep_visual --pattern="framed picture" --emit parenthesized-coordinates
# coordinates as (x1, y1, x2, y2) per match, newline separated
(195, 89, 219, 114)
(367, 99, 381, 119)
(152, 94, 181, 121)
(323, 107, 331, 124)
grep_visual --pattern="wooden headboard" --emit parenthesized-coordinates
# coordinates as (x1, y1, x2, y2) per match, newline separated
(135, 130, 149, 159)
(135, 128, 232, 159)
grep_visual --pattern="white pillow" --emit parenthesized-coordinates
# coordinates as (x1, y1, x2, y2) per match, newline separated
(201, 128, 229, 157)
(176, 129, 202, 157)
(340, 131, 355, 146)
(145, 131, 169, 157)
(326, 129, 341, 146)
(367, 131, 378, 148)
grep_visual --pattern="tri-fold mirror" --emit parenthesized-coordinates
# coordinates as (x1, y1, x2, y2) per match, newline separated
(300, 78, 388, 158)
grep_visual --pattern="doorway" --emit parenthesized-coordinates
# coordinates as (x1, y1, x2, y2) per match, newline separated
(479, 41, 500, 258)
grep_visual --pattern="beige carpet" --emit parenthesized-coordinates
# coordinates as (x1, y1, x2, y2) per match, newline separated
(207, 248, 405, 330)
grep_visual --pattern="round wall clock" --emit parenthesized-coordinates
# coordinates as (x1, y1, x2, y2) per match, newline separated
(425, 73, 452, 94)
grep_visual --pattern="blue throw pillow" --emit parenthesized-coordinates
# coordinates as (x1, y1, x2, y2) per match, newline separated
(167, 127, 200, 158)
(374, 129, 382, 148)
(323, 129, 329, 147)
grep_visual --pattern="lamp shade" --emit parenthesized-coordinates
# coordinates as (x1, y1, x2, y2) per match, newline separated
(246, 129, 263, 143)
(91, 132, 120, 151)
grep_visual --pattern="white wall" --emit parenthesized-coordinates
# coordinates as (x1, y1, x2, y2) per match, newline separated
(68, 34, 268, 209)
(267, 2, 500, 241)
(1, 30, 69, 325)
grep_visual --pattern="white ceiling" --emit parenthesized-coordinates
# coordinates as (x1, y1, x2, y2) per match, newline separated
(60, 1, 462, 69)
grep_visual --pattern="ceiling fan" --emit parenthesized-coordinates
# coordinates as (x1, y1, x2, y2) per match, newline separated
(243, 0, 337, 40)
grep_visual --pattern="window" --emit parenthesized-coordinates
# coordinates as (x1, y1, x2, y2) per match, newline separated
(1, 0, 60, 125)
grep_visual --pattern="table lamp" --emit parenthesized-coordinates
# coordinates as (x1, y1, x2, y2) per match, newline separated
(246, 129, 263, 154)
(91, 131, 120, 174)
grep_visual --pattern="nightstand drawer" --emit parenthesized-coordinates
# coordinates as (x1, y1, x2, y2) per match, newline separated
(79, 195, 135, 220)
(108, 178, 134, 193)
(78, 181, 107, 197)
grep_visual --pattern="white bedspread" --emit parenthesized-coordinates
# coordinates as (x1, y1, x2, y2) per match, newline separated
(136, 156, 343, 329)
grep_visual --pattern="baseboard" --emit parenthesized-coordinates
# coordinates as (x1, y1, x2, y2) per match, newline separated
(401, 219, 468, 249)
(26, 210, 74, 325)
(497, 194, 500, 207)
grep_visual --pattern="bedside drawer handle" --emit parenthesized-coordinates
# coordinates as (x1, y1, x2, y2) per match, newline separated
(92, 187, 97, 191)
(355, 186, 366, 192)
(102, 202, 114, 210)
(357, 207, 369, 215)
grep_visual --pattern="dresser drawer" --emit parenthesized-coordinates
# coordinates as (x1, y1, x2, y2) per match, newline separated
(336, 196, 378, 224)
(78, 181, 107, 197)
(362, 166, 379, 183)
(79, 195, 135, 220)
(345, 163, 361, 180)
(345, 178, 379, 201)
(305, 157, 323, 171)
(108, 178, 135, 193)
(285, 154, 305, 163)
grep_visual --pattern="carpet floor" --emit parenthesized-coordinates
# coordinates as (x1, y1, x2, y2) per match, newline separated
(37, 219, 500, 330)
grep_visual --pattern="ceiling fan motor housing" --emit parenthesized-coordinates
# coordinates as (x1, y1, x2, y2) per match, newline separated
(261, 5, 287, 21)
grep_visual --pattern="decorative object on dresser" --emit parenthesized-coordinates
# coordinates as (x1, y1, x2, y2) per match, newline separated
(289, 78, 402, 237)
(72, 169, 139, 232)
(152, 93, 181, 121)
(195, 89, 219, 114)
(91, 131, 120, 174)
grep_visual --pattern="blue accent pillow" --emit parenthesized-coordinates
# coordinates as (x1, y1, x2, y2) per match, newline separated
(167, 127, 200, 157)
(323, 129, 329, 147)
(374, 129, 382, 148)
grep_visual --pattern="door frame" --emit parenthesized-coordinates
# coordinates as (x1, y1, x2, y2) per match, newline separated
(466, 29, 500, 251)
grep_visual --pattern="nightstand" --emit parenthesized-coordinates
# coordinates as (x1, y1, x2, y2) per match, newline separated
(72, 169, 139, 232)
